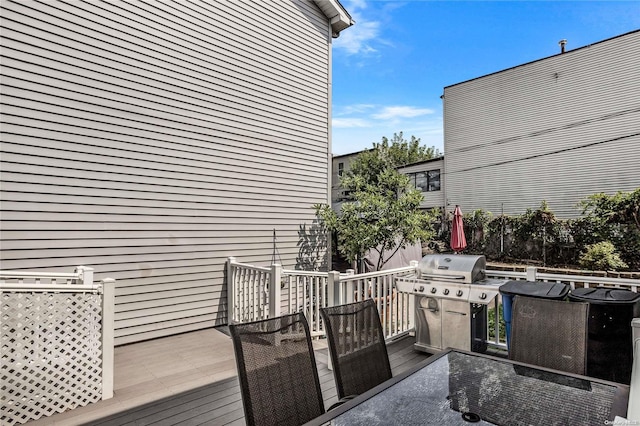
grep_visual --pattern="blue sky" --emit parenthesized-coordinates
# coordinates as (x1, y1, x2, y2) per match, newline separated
(330, 1, 640, 155)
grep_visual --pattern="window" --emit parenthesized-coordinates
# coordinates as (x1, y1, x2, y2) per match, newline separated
(407, 169, 440, 192)
(338, 162, 344, 177)
(427, 170, 440, 191)
(415, 172, 429, 192)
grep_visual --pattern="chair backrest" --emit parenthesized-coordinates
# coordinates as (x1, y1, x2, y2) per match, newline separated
(320, 299, 392, 399)
(229, 312, 325, 426)
(509, 296, 588, 375)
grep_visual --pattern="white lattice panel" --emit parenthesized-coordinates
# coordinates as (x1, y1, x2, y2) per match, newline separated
(1, 291, 103, 425)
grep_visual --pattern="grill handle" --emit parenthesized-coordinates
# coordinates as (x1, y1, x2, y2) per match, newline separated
(419, 274, 466, 281)
(444, 310, 468, 316)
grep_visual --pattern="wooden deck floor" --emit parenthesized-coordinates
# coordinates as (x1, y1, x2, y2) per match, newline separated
(27, 328, 430, 426)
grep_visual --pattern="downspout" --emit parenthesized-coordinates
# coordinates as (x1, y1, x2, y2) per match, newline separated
(327, 19, 334, 270)
(440, 93, 447, 214)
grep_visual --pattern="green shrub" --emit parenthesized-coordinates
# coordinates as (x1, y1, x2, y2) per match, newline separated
(578, 241, 628, 271)
(487, 304, 506, 342)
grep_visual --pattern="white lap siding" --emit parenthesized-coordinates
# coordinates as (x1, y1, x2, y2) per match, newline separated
(0, 0, 333, 344)
(443, 30, 640, 219)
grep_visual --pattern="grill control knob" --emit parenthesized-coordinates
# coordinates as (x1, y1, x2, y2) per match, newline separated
(443, 289, 450, 295)
(480, 293, 487, 300)
(430, 287, 437, 294)
(456, 290, 463, 297)
(418, 286, 425, 292)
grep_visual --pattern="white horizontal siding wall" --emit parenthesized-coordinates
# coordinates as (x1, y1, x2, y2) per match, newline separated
(443, 30, 640, 218)
(0, 0, 332, 344)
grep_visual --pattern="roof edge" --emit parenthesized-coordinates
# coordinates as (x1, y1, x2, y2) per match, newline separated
(314, 0, 354, 35)
(444, 28, 640, 90)
(397, 156, 445, 169)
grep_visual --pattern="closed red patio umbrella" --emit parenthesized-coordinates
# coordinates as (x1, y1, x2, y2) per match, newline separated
(451, 205, 467, 253)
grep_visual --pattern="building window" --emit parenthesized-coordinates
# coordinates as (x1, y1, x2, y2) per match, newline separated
(415, 172, 429, 192)
(407, 169, 440, 192)
(427, 170, 440, 191)
(338, 162, 344, 177)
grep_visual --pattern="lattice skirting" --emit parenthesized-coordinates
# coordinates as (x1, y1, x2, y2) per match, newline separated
(1, 291, 103, 425)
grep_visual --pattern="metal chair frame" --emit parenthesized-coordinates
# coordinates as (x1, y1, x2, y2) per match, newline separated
(229, 312, 325, 426)
(320, 299, 393, 399)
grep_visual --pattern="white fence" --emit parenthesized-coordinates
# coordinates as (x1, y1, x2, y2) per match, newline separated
(227, 257, 415, 339)
(228, 258, 640, 347)
(487, 266, 640, 292)
(485, 266, 640, 348)
(0, 267, 115, 426)
(332, 267, 416, 340)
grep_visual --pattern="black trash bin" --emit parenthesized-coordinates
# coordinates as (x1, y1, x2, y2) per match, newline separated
(499, 280, 570, 348)
(569, 287, 640, 384)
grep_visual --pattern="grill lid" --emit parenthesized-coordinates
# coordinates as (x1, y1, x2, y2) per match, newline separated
(417, 254, 486, 283)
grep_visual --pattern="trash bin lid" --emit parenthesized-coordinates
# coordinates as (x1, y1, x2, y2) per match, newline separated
(498, 280, 570, 299)
(569, 287, 640, 305)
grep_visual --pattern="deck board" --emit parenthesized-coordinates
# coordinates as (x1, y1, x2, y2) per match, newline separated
(25, 328, 430, 426)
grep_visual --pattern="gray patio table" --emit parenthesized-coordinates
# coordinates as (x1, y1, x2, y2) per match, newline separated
(305, 348, 630, 426)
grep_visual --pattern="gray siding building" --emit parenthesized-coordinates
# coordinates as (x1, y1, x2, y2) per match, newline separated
(332, 151, 444, 211)
(331, 150, 363, 207)
(397, 158, 445, 211)
(0, 0, 352, 344)
(443, 30, 640, 219)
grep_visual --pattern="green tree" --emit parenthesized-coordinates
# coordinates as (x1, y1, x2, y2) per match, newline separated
(463, 209, 493, 253)
(316, 134, 438, 271)
(579, 188, 640, 232)
(374, 132, 441, 167)
(579, 241, 628, 271)
(510, 201, 560, 264)
(577, 188, 640, 270)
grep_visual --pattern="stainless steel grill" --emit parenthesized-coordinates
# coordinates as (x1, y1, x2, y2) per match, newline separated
(416, 254, 486, 283)
(396, 254, 509, 354)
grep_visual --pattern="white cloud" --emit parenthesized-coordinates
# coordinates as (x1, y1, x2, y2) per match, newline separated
(372, 106, 435, 120)
(332, 117, 371, 128)
(332, 122, 444, 156)
(334, 20, 379, 55)
(338, 103, 376, 115)
(333, 0, 381, 55)
(346, 0, 368, 11)
(332, 104, 443, 155)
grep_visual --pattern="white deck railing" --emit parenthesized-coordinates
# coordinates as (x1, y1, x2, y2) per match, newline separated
(227, 257, 415, 339)
(486, 266, 640, 292)
(334, 265, 417, 340)
(228, 258, 640, 347)
(485, 267, 640, 348)
(0, 267, 115, 426)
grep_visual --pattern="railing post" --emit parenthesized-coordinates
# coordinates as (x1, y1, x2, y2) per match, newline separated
(326, 271, 342, 372)
(526, 266, 537, 281)
(269, 263, 282, 318)
(408, 261, 419, 332)
(344, 269, 355, 305)
(76, 266, 94, 286)
(327, 271, 341, 307)
(100, 277, 115, 400)
(227, 257, 237, 323)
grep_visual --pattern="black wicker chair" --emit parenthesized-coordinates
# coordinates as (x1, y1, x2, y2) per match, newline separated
(229, 313, 325, 426)
(509, 296, 589, 375)
(320, 299, 392, 399)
